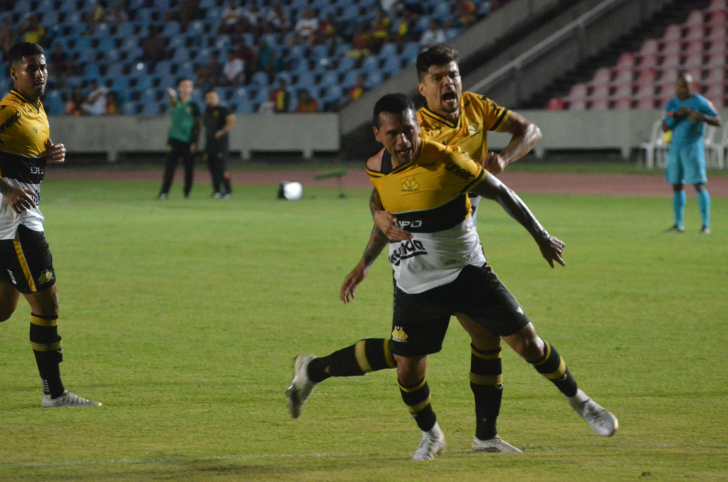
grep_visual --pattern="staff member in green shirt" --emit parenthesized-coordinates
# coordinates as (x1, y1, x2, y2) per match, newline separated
(158, 78, 202, 199)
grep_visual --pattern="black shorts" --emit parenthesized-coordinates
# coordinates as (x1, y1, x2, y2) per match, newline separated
(390, 264, 530, 357)
(0, 225, 56, 294)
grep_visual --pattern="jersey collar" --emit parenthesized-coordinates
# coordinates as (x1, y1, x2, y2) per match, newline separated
(420, 105, 461, 129)
(10, 89, 41, 112)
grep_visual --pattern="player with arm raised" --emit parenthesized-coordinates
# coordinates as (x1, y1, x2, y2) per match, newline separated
(0, 42, 101, 408)
(288, 94, 616, 460)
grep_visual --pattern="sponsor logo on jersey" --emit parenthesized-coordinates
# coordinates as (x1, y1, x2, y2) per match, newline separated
(38, 269, 54, 284)
(392, 326, 408, 342)
(445, 162, 475, 180)
(0, 110, 21, 137)
(401, 176, 419, 192)
(389, 239, 427, 266)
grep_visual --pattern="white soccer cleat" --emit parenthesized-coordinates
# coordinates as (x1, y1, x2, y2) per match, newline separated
(411, 423, 446, 461)
(568, 389, 618, 437)
(472, 436, 523, 453)
(286, 354, 317, 419)
(42, 391, 102, 408)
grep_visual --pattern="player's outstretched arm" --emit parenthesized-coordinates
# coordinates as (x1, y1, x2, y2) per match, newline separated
(473, 173, 565, 268)
(485, 111, 542, 174)
(369, 188, 412, 242)
(340, 224, 390, 303)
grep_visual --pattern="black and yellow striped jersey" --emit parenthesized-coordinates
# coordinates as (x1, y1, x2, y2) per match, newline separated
(367, 139, 488, 294)
(0, 89, 50, 239)
(417, 92, 511, 163)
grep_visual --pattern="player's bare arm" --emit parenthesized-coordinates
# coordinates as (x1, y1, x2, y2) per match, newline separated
(485, 112, 542, 175)
(166, 87, 177, 106)
(45, 138, 66, 164)
(688, 109, 721, 126)
(366, 150, 413, 242)
(0, 178, 36, 214)
(340, 224, 390, 304)
(216, 114, 236, 139)
(473, 173, 565, 268)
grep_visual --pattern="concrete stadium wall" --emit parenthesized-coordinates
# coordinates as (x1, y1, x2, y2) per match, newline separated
(50, 108, 728, 162)
(49, 114, 340, 161)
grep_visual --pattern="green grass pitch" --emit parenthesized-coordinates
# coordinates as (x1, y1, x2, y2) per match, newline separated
(1, 178, 727, 481)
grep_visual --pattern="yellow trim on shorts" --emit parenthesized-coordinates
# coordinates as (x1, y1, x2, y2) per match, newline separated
(30, 340, 62, 352)
(31, 315, 58, 327)
(383, 339, 396, 368)
(13, 235, 36, 292)
(469, 373, 503, 386)
(399, 378, 427, 393)
(405, 394, 431, 414)
(354, 340, 372, 373)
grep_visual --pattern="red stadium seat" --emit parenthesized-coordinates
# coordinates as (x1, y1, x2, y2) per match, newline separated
(638, 54, 659, 70)
(706, 38, 726, 55)
(592, 67, 611, 85)
(684, 40, 705, 56)
(590, 84, 610, 100)
(545, 97, 565, 110)
(614, 98, 634, 110)
(682, 54, 705, 70)
(568, 99, 587, 111)
(589, 98, 609, 111)
(706, 52, 726, 68)
(640, 39, 660, 55)
(709, 0, 727, 12)
(705, 67, 726, 84)
(708, 10, 727, 26)
(704, 80, 726, 100)
(657, 68, 680, 86)
(661, 53, 681, 69)
(616, 53, 636, 69)
(612, 83, 632, 100)
(658, 84, 677, 102)
(663, 25, 683, 42)
(567, 83, 588, 100)
(661, 40, 681, 56)
(636, 97, 657, 109)
(612, 68, 634, 86)
(684, 26, 706, 42)
(634, 83, 655, 99)
(635, 69, 657, 87)
(685, 10, 705, 27)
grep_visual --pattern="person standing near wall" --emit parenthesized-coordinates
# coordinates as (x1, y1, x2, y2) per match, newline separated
(203, 90, 235, 199)
(662, 72, 721, 234)
(158, 78, 201, 200)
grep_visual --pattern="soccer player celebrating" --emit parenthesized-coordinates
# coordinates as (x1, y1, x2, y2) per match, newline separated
(0, 42, 101, 408)
(662, 72, 721, 234)
(288, 94, 617, 460)
(288, 46, 543, 454)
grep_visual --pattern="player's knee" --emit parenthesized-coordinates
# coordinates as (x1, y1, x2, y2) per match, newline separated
(672, 184, 684, 192)
(509, 331, 544, 361)
(694, 184, 704, 192)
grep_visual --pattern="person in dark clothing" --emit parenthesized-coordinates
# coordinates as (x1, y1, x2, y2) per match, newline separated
(203, 90, 236, 198)
(158, 78, 201, 199)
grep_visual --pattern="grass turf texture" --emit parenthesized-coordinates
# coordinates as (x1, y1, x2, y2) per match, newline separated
(1, 179, 727, 481)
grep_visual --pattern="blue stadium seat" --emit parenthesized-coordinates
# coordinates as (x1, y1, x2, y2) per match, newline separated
(41, 10, 60, 26)
(432, 2, 451, 17)
(72, 37, 92, 54)
(141, 102, 161, 116)
(341, 69, 361, 89)
(154, 60, 173, 77)
(122, 101, 137, 115)
(172, 47, 190, 63)
(129, 62, 149, 78)
(340, 4, 360, 21)
(103, 49, 122, 63)
(38, 0, 55, 11)
(188, 20, 206, 37)
(58, 0, 77, 12)
(379, 43, 397, 59)
(336, 56, 356, 75)
(401, 42, 420, 63)
(215, 35, 231, 49)
(125, 47, 145, 62)
(14, 0, 32, 15)
(84, 64, 100, 78)
(234, 98, 254, 114)
(445, 29, 460, 42)
(111, 77, 131, 91)
(318, 71, 338, 89)
(252, 87, 269, 105)
(136, 76, 156, 91)
(162, 21, 181, 38)
(115, 22, 136, 38)
(140, 88, 157, 105)
(106, 63, 124, 79)
(360, 55, 378, 71)
(251, 71, 269, 88)
(364, 71, 383, 90)
(97, 37, 116, 53)
(168, 35, 185, 50)
(322, 85, 343, 104)
(176, 62, 195, 79)
(65, 10, 83, 25)
(380, 55, 402, 76)
(78, 49, 97, 64)
(43, 91, 65, 116)
(294, 71, 315, 90)
(92, 23, 111, 40)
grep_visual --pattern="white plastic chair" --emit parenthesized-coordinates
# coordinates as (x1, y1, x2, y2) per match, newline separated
(640, 119, 669, 168)
(706, 124, 728, 169)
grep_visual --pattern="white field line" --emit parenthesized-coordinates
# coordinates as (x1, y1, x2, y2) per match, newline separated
(2, 443, 727, 469)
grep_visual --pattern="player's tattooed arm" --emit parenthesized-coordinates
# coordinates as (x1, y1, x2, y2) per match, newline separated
(473, 174, 565, 269)
(0, 178, 36, 214)
(485, 111, 542, 174)
(369, 188, 412, 242)
(340, 224, 390, 304)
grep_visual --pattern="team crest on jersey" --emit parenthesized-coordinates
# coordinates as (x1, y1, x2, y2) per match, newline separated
(38, 270, 54, 284)
(401, 176, 419, 192)
(392, 326, 408, 342)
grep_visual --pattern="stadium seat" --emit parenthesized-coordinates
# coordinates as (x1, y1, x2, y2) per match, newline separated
(381, 55, 402, 76)
(705, 67, 726, 84)
(590, 85, 610, 100)
(706, 52, 726, 68)
(613, 98, 633, 110)
(612, 84, 632, 100)
(401, 42, 420, 63)
(364, 71, 383, 90)
(568, 99, 587, 111)
(545, 97, 565, 110)
(709, 0, 728, 11)
(661, 53, 681, 69)
(115, 22, 136, 38)
(663, 25, 683, 42)
(685, 26, 706, 42)
(318, 71, 338, 89)
(616, 53, 636, 70)
(612, 68, 633, 86)
(78, 49, 97, 64)
(637, 54, 659, 70)
(639, 119, 669, 168)
(708, 10, 727, 27)
(685, 10, 705, 27)
(657, 68, 680, 86)
(341, 69, 362, 89)
(683, 55, 705, 70)
(592, 68, 611, 85)
(639, 39, 660, 55)
(661, 40, 681, 56)
(98, 37, 116, 53)
(14, 0, 32, 15)
(567, 83, 588, 101)
(162, 21, 182, 38)
(636, 97, 657, 109)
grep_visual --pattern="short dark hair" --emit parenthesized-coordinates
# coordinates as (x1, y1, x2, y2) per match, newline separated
(373, 93, 415, 127)
(416, 45, 458, 82)
(8, 42, 44, 66)
(178, 77, 193, 85)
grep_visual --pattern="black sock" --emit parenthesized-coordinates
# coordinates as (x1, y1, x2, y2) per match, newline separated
(307, 338, 396, 383)
(470, 345, 503, 440)
(530, 340, 578, 398)
(399, 377, 437, 432)
(30, 314, 65, 398)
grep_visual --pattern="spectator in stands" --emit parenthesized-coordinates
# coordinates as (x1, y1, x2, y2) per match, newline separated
(318, 13, 344, 44)
(64, 86, 85, 117)
(273, 78, 291, 113)
(295, 90, 319, 113)
(420, 20, 447, 49)
(346, 22, 372, 61)
(662, 72, 722, 235)
(80, 81, 109, 116)
(196, 52, 223, 92)
(234, 36, 255, 84)
(0, 19, 16, 61)
(49, 43, 73, 81)
(380, 0, 402, 14)
(370, 9, 391, 54)
(265, 1, 290, 33)
(241, 1, 262, 35)
(391, 9, 414, 44)
(177, 0, 201, 32)
(107, 3, 129, 27)
(254, 39, 281, 84)
(219, 0, 244, 34)
(223, 50, 245, 86)
(20, 16, 45, 46)
(457, 0, 477, 27)
(141, 26, 166, 66)
(294, 8, 319, 47)
(345, 74, 367, 105)
(479, 0, 492, 18)
(257, 89, 276, 115)
(105, 91, 120, 115)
